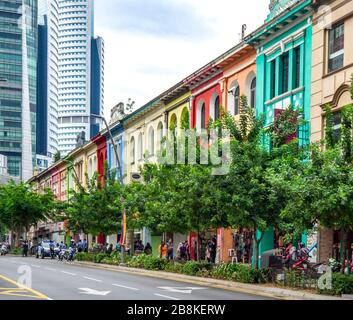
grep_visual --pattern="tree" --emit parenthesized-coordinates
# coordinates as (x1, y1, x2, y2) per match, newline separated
(219, 97, 306, 268)
(62, 169, 124, 238)
(0, 181, 56, 246)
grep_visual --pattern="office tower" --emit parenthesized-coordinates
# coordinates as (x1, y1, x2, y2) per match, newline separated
(0, 0, 37, 180)
(37, 0, 104, 159)
(36, 0, 59, 169)
(58, 0, 103, 156)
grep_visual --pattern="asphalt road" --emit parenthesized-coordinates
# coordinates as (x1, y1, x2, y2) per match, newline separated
(0, 256, 276, 300)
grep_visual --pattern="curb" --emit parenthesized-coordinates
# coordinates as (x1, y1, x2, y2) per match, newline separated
(72, 261, 344, 300)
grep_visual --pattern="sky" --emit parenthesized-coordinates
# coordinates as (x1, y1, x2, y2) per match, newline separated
(94, 0, 269, 120)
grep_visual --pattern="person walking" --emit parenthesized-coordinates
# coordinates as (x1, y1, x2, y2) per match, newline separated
(158, 241, 167, 259)
(22, 241, 28, 257)
(167, 239, 173, 260)
(144, 243, 152, 255)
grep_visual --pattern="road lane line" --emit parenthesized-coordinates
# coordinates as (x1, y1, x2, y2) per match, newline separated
(83, 276, 102, 282)
(62, 271, 76, 276)
(45, 267, 57, 271)
(0, 274, 51, 300)
(31, 265, 41, 268)
(112, 284, 139, 291)
(154, 293, 180, 300)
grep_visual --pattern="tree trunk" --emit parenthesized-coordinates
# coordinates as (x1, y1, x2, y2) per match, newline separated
(254, 231, 265, 270)
(340, 228, 347, 274)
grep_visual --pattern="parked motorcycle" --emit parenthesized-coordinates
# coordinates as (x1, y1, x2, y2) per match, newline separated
(59, 247, 76, 262)
(0, 243, 9, 256)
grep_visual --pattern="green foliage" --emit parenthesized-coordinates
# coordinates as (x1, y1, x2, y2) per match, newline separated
(126, 254, 170, 270)
(317, 273, 353, 296)
(268, 105, 304, 148)
(181, 261, 212, 276)
(62, 171, 123, 237)
(0, 181, 56, 241)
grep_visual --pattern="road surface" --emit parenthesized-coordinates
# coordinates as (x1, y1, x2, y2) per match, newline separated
(0, 256, 276, 300)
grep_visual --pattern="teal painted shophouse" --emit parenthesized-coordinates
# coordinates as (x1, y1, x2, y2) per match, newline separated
(245, 0, 314, 267)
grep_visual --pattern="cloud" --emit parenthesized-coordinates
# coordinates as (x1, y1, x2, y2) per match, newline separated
(95, 0, 213, 39)
(94, 0, 269, 119)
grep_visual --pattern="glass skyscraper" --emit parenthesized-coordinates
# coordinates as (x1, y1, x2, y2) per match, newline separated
(0, 0, 37, 179)
(37, 0, 104, 160)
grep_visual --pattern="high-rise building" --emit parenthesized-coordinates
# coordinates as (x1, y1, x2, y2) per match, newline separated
(57, 0, 103, 156)
(37, 0, 59, 168)
(0, 0, 37, 180)
(37, 0, 104, 159)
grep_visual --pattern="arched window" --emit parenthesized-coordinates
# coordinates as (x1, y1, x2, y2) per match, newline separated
(180, 108, 190, 129)
(157, 122, 164, 150)
(137, 133, 143, 160)
(130, 137, 135, 164)
(234, 87, 240, 116)
(228, 81, 239, 116)
(250, 78, 256, 109)
(148, 127, 155, 155)
(93, 156, 97, 174)
(201, 103, 206, 129)
(214, 96, 220, 120)
(170, 114, 177, 136)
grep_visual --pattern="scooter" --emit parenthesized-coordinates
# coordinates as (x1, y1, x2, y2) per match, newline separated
(0, 244, 8, 256)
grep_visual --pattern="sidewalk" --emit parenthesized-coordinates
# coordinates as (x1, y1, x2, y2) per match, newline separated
(72, 261, 346, 300)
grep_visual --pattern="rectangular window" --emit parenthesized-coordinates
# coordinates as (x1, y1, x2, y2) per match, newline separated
(333, 112, 341, 143)
(280, 53, 289, 94)
(270, 60, 276, 99)
(328, 23, 344, 73)
(293, 46, 301, 89)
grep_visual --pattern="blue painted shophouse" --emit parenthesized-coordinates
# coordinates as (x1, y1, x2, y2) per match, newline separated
(246, 0, 314, 266)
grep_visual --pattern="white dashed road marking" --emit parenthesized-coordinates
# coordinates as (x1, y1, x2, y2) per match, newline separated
(154, 293, 180, 300)
(83, 276, 102, 283)
(112, 284, 139, 291)
(62, 271, 76, 276)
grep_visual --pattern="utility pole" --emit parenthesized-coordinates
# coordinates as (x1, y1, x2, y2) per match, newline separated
(91, 114, 126, 263)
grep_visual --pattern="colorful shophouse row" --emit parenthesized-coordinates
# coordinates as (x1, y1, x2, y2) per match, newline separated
(28, 0, 353, 264)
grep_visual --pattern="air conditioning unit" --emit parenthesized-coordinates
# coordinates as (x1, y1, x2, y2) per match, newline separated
(130, 172, 142, 183)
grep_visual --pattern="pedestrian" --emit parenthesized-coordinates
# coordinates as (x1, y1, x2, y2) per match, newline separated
(167, 239, 173, 260)
(77, 239, 83, 253)
(107, 244, 113, 255)
(211, 237, 217, 264)
(179, 242, 187, 261)
(22, 241, 28, 257)
(158, 241, 167, 259)
(185, 240, 190, 261)
(83, 239, 88, 253)
(144, 243, 152, 255)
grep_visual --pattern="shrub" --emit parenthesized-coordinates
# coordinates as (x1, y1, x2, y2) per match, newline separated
(318, 273, 353, 296)
(76, 252, 95, 262)
(9, 248, 21, 255)
(94, 253, 110, 263)
(181, 261, 212, 276)
(164, 262, 184, 274)
(209, 263, 239, 280)
(231, 264, 261, 284)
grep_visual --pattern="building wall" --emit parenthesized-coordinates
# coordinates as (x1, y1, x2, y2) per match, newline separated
(191, 74, 222, 130)
(311, 0, 353, 143)
(125, 105, 166, 183)
(220, 48, 257, 116)
(166, 92, 191, 130)
(311, 0, 353, 263)
(58, 0, 96, 155)
(0, 0, 37, 179)
(37, 0, 60, 161)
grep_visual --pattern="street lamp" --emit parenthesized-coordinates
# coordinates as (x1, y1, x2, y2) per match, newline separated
(90, 114, 126, 263)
